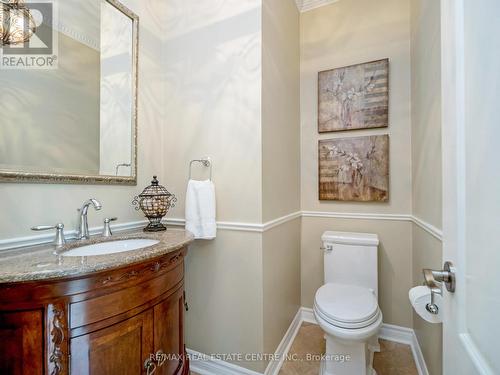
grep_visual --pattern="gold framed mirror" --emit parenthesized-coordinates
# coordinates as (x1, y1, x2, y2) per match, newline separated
(0, 0, 139, 185)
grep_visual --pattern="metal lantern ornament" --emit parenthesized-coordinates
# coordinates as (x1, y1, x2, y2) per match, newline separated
(133, 176, 177, 232)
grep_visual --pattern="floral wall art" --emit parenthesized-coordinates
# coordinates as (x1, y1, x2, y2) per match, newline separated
(319, 135, 389, 201)
(318, 59, 389, 132)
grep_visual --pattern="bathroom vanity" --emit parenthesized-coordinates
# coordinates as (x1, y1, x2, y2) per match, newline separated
(0, 230, 193, 375)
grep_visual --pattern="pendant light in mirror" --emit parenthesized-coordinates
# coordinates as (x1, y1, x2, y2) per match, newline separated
(0, 0, 36, 46)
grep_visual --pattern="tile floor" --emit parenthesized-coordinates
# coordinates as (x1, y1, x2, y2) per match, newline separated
(191, 322, 418, 375)
(279, 323, 418, 375)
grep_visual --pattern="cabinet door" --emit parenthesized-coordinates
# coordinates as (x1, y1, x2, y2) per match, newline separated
(71, 310, 154, 375)
(0, 310, 44, 375)
(154, 287, 185, 374)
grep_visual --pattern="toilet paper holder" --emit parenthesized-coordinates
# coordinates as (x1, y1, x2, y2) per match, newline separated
(422, 261, 456, 314)
(423, 261, 456, 293)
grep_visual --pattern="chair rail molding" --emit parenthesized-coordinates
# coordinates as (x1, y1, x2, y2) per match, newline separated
(302, 211, 413, 222)
(165, 211, 302, 233)
(302, 211, 443, 241)
(411, 215, 443, 241)
(0, 211, 442, 251)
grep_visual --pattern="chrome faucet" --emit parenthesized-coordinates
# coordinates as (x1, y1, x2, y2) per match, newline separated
(77, 199, 102, 240)
(31, 223, 67, 248)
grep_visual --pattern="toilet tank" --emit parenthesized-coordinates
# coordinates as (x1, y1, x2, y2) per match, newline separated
(322, 231, 379, 297)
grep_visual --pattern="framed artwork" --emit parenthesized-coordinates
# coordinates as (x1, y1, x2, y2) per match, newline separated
(319, 135, 389, 202)
(318, 59, 389, 133)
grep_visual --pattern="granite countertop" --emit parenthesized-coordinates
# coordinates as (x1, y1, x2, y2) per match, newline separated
(0, 229, 194, 283)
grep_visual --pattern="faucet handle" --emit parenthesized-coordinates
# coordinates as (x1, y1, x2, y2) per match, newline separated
(103, 217, 118, 237)
(31, 223, 66, 247)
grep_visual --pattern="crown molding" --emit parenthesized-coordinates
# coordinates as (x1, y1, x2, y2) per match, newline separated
(295, 0, 340, 13)
(57, 22, 99, 51)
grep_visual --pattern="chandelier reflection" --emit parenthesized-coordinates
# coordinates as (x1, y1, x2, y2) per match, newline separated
(0, 0, 36, 46)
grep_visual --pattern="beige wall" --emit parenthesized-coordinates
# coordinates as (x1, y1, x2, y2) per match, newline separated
(162, 1, 265, 371)
(300, 0, 412, 215)
(262, 0, 301, 222)
(300, 6, 444, 375)
(163, 0, 301, 371)
(184, 231, 264, 372)
(299, 0, 414, 328)
(411, 0, 442, 229)
(261, 0, 301, 363)
(412, 225, 443, 375)
(0, 0, 166, 239)
(263, 218, 301, 356)
(1, 1, 445, 373)
(0, 0, 299, 372)
(410, 0, 443, 374)
(162, 0, 263, 224)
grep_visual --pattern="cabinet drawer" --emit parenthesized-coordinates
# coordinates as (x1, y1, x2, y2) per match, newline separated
(70, 262, 183, 329)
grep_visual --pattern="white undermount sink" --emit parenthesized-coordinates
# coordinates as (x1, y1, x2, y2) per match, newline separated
(62, 239, 160, 257)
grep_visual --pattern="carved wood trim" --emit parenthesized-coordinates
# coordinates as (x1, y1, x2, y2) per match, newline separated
(97, 248, 186, 287)
(46, 303, 69, 375)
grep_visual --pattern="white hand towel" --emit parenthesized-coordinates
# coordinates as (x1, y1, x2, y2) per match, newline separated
(185, 179, 217, 239)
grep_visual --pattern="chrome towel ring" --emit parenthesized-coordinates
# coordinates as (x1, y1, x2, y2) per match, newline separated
(189, 158, 212, 181)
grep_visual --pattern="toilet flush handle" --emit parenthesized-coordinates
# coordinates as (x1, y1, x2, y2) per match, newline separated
(320, 244, 333, 253)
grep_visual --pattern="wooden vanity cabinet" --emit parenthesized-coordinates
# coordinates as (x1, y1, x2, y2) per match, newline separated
(0, 310, 45, 375)
(0, 247, 189, 375)
(70, 309, 154, 375)
(153, 287, 186, 375)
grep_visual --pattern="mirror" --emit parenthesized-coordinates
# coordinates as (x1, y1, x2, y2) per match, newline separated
(0, 0, 138, 184)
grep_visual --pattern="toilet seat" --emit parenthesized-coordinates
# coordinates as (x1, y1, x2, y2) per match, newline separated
(314, 283, 381, 330)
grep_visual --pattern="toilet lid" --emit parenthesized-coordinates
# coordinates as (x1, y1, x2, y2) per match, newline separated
(314, 283, 379, 327)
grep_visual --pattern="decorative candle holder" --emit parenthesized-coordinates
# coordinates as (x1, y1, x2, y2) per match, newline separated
(133, 176, 177, 232)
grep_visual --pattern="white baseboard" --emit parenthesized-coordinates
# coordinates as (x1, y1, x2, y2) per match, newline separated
(188, 349, 262, 375)
(379, 323, 429, 375)
(264, 309, 303, 375)
(188, 307, 429, 375)
(379, 323, 414, 345)
(300, 306, 317, 324)
(189, 307, 430, 375)
(188, 309, 304, 375)
(410, 333, 430, 375)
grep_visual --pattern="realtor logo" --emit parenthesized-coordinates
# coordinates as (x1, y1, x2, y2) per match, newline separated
(0, 0, 58, 69)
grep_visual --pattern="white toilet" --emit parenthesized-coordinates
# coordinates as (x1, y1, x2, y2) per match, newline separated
(313, 231, 383, 375)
